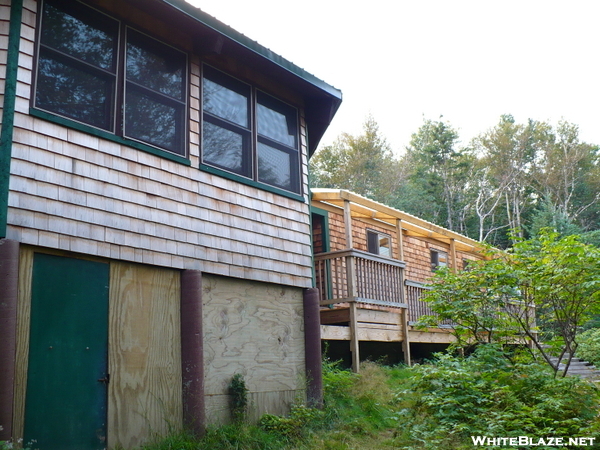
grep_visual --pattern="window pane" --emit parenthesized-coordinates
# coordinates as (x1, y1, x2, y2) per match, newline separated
(126, 30, 185, 100)
(41, 0, 117, 71)
(203, 122, 248, 175)
(203, 78, 248, 127)
(379, 236, 391, 257)
(124, 88, 182, 154)
(257, 94, 297, 148)
(36, 53, 114, 130)
(258, 142, 293, 190)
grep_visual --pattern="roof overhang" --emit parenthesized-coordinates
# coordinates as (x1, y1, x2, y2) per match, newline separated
(149, 0, 343, 155)
(311, 189, 488, 255)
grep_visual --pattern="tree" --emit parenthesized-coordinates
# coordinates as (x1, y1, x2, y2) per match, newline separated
(309, 116, 405, 204)
(405, 118, 474, 233)
(420, 230, 600, 377)
(530, 120, 600, 229)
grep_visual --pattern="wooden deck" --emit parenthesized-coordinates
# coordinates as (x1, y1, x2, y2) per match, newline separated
(320, 306, 455, 344)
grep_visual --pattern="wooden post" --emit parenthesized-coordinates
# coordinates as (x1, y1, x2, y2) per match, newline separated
(303, 288, 323, 407)
(343, 200, 360, 372)
(0, 239, 19, 440)
(180, 270, 205, 437)
(395, 219, 404, 261)
(400, 307, 411, 366)
(349, 302, 360, 373)
(450, 238, 457, 274)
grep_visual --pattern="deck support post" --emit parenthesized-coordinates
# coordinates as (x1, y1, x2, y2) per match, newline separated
(303, 288, 323, 407)
(400, 307, 411, 366)
(180, 270, 205, 437)
(349, 302, 360, 373)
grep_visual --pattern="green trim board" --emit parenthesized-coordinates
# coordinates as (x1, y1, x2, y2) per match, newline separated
(29, 109, 192, 166)
(200, 163, 305, 202)
(0, 0, 24, 238)
(310, 205, 331, 296)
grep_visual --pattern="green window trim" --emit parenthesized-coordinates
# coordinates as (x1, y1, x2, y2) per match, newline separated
(30, 108, 191, 166)
(0, 0, 24, 238)
(200, 163, 305, 202)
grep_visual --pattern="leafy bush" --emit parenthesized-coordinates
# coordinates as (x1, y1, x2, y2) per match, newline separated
(397, 345, 600, 449)
(576, 327, 600, 366)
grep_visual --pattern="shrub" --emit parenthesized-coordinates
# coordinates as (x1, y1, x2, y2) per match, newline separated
(397, 345, 600, 449)
(576, 327, 600, 366)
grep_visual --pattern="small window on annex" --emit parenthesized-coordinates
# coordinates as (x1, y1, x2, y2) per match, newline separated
(34, 0, 188, 156)
(202, 65, 301, 194)
(431, 249, 448, 271)
(366, 230, 392, 257)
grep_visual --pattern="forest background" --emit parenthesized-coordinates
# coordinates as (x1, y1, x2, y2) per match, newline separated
(310, 114, 600, 249)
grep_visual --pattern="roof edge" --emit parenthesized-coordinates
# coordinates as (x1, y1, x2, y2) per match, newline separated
(161, 0, 343, 101)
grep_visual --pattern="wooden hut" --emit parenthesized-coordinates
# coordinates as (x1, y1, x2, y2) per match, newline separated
(310, 189, 487, 371)
(0, 1, 341, 448)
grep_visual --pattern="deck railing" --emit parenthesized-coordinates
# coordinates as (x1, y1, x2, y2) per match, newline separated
(314, 249, 406, 307)
(404, 280, 433, 323)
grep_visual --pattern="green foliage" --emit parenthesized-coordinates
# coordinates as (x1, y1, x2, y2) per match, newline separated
(576, 327, 600, 367)
(140, 354, 600, 450)
(398, 345, 600, 450)
(309, 115, 406, 205)
(421, 229, 600, 376)
(228, 373, 248, 421)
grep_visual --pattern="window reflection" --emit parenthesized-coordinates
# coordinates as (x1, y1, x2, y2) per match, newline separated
(41, 2, 117, 70)
(203, 121, 247, 175)
(36, 54, 114, 130)
(258, 142, 291, 190)
(203, 78, 248, 127)
(257, 103, 296, 148)
(125, 89, 180, 154)
(126, 30, 185, 101)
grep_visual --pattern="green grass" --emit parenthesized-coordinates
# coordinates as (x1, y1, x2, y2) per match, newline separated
(138, 350, 600, 450)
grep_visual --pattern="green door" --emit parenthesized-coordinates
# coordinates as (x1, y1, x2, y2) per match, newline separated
(24, 253, 110, 450)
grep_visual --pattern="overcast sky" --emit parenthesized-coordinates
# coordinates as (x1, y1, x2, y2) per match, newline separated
(186, 0, 600, 155)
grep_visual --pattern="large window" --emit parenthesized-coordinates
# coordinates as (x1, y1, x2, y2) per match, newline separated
(34, 0, 188, 156)
(202, 65, 301, 194)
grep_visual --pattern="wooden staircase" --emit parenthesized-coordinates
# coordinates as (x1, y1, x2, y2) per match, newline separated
(549, 355, 600, 381)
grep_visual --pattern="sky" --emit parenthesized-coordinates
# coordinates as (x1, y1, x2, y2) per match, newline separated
(185, 0, 600, 155)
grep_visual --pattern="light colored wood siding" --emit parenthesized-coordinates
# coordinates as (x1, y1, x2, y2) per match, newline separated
(108, 262, 182, 449)
(6, 0, 313, 288)
(0, 1, 10, 115)
(202, 274, 305, 424)
(323, 209, 480, 283)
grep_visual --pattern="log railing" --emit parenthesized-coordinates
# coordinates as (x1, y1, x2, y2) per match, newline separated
(314, 249, 406, 307)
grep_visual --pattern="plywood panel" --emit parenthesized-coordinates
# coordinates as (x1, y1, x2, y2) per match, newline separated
(202, 274, 305, 425)
(12, 246, 34, 442)
(108, 262, 182, 449)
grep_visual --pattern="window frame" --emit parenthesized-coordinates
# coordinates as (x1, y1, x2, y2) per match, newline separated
(200, 64, 303, 198)
(31, 0, 190, 162)
(366, 229, 392, 258)
(430, 249, 448, 271)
